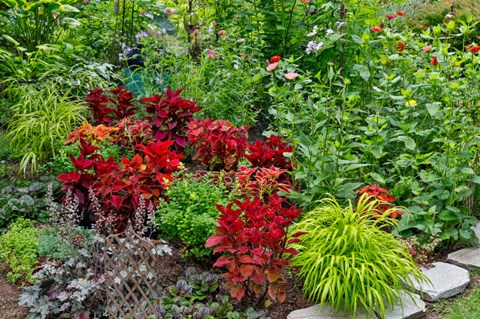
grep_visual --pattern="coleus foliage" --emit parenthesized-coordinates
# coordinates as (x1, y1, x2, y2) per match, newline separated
(205, 194, 304, 304)
(65, 121, 119, 145)
(188, 119, 249, 171)
(355, 184, 403, 219)
(142, 88, 203, 151)
(86, 88, 136, 125)
(246, 136, 293, 170)
(58, 138, 183, 232)
(236, 166, 292, 200)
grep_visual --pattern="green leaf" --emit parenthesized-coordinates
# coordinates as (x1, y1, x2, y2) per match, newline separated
(425, 103, 440, 116)
(335, 182, 363, 199)
(370, 146, 384, 159)
(471, 175, 480, 184)
(2, 34, 19, 46)
(398, 136, 416, 151)
(370, 172, 385, 184)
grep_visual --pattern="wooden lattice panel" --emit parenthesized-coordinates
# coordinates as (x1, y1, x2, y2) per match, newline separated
(104, 223, 161, 318)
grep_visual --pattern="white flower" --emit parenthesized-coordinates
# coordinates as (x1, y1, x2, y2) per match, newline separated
(326, 28, 334, 36)
(307, 25, 318, 37)
(306, 41, 324, 54)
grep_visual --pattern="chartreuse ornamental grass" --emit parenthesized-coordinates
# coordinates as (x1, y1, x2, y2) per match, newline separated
(291, 194, 426, 318)
(7, 86, 87, 175)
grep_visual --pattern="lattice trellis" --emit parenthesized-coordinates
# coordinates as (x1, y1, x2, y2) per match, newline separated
(104, 223, 161, 318)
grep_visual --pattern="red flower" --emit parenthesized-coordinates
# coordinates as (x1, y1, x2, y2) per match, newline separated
(371, 26, 382, 33)
(396, 11, 405, 17)
(386, 14, 395, 19)
(431, 56, 438, 65)
(270, 55, 281, 63)
(421, 25, 428, 29)
(468, 45, 480, 53)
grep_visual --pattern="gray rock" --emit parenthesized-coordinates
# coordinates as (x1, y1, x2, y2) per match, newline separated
(382, 291, 426, 319)
(472, 223, 480, 245)
(447, 248, 480, 270)
(287, 304, 375, 319)
(409, 262, 469, 301)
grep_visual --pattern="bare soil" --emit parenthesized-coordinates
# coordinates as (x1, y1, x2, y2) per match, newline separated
(0, 264, 28, 319)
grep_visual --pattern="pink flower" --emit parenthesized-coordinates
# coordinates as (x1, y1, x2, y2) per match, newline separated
(302, 0, 308, 3)
(386, 14, 395, 19)
(164, 8, 174, 14)
(208, 49, 215, 59)
(407, 246, 417, 255)
(371, 26, 382, 33)
(422, 45, 433, 52)
(284, 72, 299, 80)
(240, 52, 245, 57)
(266, 62, 278, 72)
(192, 29, 200, 35)
(218, 30, 226, 35)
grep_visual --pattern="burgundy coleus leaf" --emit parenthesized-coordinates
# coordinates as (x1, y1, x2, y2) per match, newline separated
(110, 195, 123, 210)
(58, 171, 82, 183)
(79, 138, 100, 156)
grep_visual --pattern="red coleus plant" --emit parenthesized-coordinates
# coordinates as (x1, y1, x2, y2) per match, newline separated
(112, 117, 154, 152)
(246, 135, 293, 170)
(236, 166, 292, 200)
(355, 184, 403, 219)
(205, 194, 304, 304)
(86, 88, 136, 125)
(58, 138, 184, 232)
(142, 88, 203, 151)
(188, 119, 249, 171)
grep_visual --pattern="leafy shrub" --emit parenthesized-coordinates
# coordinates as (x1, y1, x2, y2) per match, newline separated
(188, 119, 249, 171)
(291, 195, 426, 318)
(141, 88, 203, 151)
(403, 0, 480, 30)
(246, 135, 293, 170)
(0, 218, 38, 283)
(0, 177, 57, 229)
(0, 0, 79, 51)
(58, 138, 183, 231)
(7, 86, 88, 174)
(156, 173, 231, 259)
(86, 87, 136, 125)
(206, 194, 303, 304)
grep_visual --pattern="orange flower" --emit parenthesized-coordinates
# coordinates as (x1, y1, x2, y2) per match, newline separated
(396, 11, 405, 16)
(371, 26, 382, 33)
(431, 56, 438, 65)
(270, 55, 281, 63)
(394, 40, 405, 52)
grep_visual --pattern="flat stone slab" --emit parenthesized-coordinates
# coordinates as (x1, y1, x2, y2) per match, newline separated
(287, 304, 375, 319)
(472, 223, 480, 245)
(409, 262, 469, 301)
(447, 248, 480, 270)
(383, 291, 426, 319)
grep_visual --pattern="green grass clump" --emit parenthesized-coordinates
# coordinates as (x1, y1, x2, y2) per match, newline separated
(291, 194, 426, 318)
